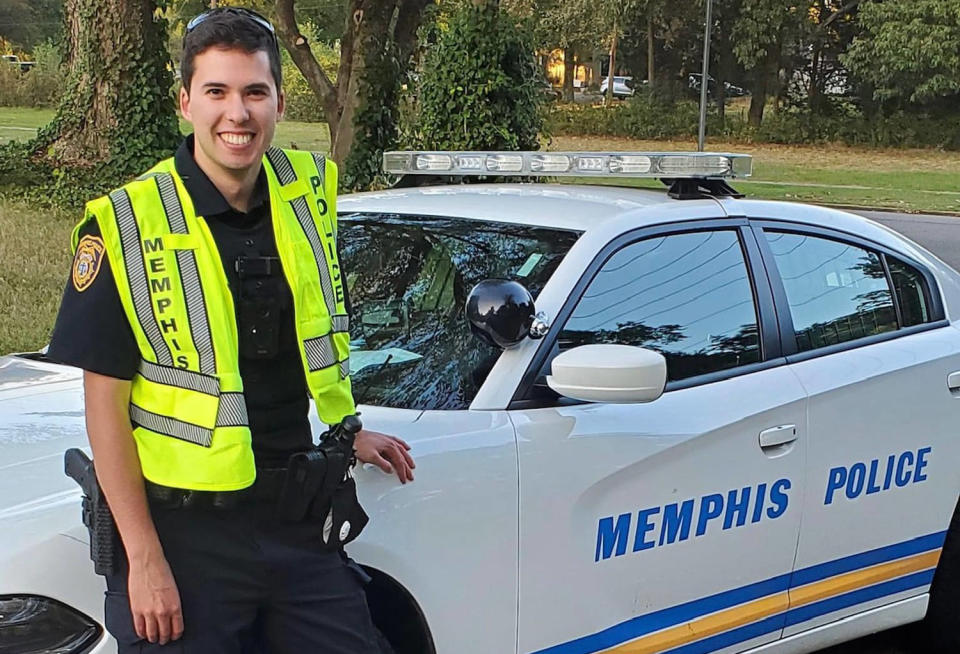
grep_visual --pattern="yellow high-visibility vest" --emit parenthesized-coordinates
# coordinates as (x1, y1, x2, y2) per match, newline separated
(73, 148, 355, 491)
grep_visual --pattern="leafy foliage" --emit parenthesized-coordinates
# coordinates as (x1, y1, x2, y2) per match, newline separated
(341, 39, 403, 191)
(415, 1, 544, 151)
(843, 0, 960, 105)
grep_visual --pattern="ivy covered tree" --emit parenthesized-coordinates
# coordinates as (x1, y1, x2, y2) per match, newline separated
(2, 0, 180, 204)
(417, 0, 544, 151)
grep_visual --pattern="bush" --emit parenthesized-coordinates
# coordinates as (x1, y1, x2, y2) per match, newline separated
(545, 91, 731, 140)
(546, 92, 960, 150)
(414, 2, 544, 150)
(0, 42, 64, 108)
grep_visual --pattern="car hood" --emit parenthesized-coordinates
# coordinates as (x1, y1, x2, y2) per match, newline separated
(0, 355, 425, 518)
(0, 356, 87, 518)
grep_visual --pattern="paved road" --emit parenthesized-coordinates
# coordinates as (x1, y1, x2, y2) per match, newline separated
(804, 209, 956, 654)
(857, 210, 960, 271)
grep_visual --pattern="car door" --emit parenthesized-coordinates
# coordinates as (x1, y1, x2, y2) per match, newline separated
(512, 220, 808, 654)
(751, 222, 960, 637)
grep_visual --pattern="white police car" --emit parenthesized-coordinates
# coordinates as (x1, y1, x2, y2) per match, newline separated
(2, 151, 959, 654)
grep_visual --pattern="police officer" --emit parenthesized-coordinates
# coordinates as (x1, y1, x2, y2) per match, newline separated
(47, 7, 415, 652)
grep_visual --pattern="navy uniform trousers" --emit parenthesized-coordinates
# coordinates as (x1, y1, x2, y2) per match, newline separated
(104, 499, 380, 653)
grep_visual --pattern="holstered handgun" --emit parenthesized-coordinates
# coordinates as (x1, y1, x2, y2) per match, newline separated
(278, 415, 369, 548)
(64, 448, 119, 576)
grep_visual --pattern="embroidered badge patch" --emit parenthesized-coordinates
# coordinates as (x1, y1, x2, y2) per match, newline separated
(72, 235, 105, 292)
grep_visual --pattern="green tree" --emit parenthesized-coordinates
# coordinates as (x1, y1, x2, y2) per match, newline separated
(803, 1, 860, 111)
(417, 0, 543, 150)
(843, 0, 960, 105)
(732, 0, 806, 126)
(273, 0, 432, 169)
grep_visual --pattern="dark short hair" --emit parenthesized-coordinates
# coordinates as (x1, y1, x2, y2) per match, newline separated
(180, 8, 282, 94)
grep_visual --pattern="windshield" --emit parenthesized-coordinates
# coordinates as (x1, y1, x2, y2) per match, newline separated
(339, 213, 579, 410)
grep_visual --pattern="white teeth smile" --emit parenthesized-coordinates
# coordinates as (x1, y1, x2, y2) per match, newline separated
(221, 133, 253, 145)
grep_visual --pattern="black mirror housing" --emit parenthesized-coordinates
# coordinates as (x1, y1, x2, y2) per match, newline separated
(465, 279, 535, 350)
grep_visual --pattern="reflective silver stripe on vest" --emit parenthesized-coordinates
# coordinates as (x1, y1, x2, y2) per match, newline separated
(110, 189, 174, 366)
(138, 359, 219, 396)
(154, 173, 217, 376)
(339, 358, 350, 380)
(311, 153, 325, 188)
(216, 392, 248, 427)
(131, 404, 213, 447)
(267, 147, 296, 184)
(266, 148, 339, 317)
(332, 314, 349, 333)
(304, 334, 336, 372)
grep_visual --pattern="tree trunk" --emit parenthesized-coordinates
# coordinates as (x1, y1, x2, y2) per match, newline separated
(748, 46, 779, 127)
(562, 45, 574, 102)
(809, 45, 821, 111)
(275, 0, 343, 145)
(606, 16, 617, 103)
(274, 0, 430, 164)
(646, 15, 654, 86)
(34, 0, 177, 168)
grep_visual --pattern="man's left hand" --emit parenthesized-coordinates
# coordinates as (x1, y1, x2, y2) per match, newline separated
(354, 429, 415, 484)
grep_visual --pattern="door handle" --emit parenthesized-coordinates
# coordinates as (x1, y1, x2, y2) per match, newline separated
(759, 425, 797, 449)
(948, 372, 960, 393)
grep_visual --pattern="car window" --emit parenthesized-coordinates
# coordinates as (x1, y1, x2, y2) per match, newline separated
(557, 230, 761, 382)
(763, 231, 897, 352)
(340, 213, 579, 410)
(888, 257, 931, 327)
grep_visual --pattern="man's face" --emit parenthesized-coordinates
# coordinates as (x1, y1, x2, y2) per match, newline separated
(179, 47, 284, 177)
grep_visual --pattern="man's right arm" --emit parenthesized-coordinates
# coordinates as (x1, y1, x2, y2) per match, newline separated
(48, 221, 184, 645)
(83, 371, 183, 645)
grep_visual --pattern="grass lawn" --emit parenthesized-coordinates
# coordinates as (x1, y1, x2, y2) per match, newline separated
(550, 136, 960, 214)
(0, 198, 74, 354)
(0, 107, 331, 151)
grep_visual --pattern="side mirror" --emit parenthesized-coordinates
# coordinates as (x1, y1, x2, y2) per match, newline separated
(546, 344, 666, 403)
(466, 279, 537, 349)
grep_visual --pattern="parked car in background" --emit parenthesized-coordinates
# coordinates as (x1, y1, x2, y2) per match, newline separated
(1, 54, 36, 72)
(599, 75, 635, 98)
(688, 72, 748, 97)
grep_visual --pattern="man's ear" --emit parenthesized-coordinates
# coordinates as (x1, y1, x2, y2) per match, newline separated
(277, 89, 285, 121)
(179, 85, 192, 121)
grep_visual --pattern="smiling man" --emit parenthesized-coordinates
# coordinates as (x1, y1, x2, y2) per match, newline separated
(46, 7, 414, 653)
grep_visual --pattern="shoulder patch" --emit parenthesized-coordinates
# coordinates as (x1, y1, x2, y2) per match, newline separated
(72, 235, 105, 292)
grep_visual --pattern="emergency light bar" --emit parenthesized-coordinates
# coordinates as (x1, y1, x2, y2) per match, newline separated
(382, 151, 752, 179)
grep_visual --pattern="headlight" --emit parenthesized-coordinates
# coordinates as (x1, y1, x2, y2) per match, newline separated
(0, 595, 101, 654)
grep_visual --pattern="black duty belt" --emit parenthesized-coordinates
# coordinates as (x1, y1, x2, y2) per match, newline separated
(145, 468, 288, 510)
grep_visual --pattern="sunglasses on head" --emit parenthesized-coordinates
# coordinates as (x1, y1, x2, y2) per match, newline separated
(186, 7, 277, 46)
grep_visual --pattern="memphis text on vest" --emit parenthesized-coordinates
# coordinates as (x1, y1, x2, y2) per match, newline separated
(73, 148, 355, 491)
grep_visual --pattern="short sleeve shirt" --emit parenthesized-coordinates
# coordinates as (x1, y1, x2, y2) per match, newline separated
(47, 136, 317, 467)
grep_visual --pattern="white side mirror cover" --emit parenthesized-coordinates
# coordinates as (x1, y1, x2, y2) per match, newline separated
(546, 344, 667, 403)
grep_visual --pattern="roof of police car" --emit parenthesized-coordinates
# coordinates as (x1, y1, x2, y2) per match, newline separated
(338, 183, 683, 231)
